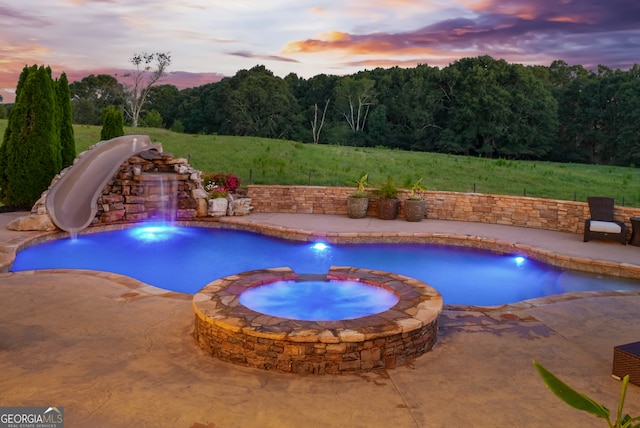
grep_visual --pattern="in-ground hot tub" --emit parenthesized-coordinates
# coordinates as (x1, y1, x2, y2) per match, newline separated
(192, 266, 442, 375)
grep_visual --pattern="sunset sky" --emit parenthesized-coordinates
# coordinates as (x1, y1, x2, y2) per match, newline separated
(1, 0, 639, 103)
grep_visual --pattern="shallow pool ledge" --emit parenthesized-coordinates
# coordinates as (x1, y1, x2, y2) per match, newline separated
(192, 266, 442, 375)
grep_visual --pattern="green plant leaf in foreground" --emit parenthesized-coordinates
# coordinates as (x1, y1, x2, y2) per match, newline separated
(532, 360, 610, 420)
(617, 375, 629, 426)
(616, 376, 640, 428)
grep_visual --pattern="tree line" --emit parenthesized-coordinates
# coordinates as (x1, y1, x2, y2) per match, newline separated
(12, 55, 640, 166)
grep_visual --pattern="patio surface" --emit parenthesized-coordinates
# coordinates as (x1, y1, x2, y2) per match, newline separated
(1, 211, 640, 427)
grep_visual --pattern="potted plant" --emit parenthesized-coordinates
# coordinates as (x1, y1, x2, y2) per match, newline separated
(347, 173, 370, 219)
(204, 172, 241, 217)
(404, 177, 427, 222)
(206, 185, 229, 217)
(375, 176, 400, 220)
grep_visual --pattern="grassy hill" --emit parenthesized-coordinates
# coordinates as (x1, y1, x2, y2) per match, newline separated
(2, 119, 640, 207)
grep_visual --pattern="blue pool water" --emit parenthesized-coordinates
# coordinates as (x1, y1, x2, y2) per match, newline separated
(239, 280, 400, 321)
(10, 225, 640, 305)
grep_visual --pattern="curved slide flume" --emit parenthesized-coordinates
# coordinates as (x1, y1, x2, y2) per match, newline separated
(45, 135, 162, 237)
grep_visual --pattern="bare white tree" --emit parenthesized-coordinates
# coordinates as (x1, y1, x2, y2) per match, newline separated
(310, 98, 330, 144)
(122, 52, 171, 127)
(335, 76, 375, 132)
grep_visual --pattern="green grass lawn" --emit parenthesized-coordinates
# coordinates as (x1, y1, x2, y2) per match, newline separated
(2, 119, 640, 207)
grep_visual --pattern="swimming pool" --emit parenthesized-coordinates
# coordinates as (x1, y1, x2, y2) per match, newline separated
(11, 224, 640, 305)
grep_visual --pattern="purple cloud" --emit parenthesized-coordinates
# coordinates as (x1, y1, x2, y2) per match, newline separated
(0, 6, 51, 26)
(284, 0, 640, 69)
(228, 51, 300, 63)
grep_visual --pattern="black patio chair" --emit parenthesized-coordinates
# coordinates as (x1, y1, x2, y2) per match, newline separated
(583, 196, 627, 244)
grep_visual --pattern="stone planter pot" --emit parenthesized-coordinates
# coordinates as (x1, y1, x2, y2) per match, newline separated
(208, 197, 229, 217)
(404, 199, 427, 222)
(347, 196, 369, 219)
(377, 198, 400, 220)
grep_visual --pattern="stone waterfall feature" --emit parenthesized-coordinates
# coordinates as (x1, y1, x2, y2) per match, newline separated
(96, 149, 208, 225)
(8, 141, 252, 232)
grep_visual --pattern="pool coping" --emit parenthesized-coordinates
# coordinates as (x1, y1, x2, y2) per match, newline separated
(215, 217, 640, 280)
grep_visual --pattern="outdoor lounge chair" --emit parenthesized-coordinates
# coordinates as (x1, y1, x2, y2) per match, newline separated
(583, 196, 628, 244)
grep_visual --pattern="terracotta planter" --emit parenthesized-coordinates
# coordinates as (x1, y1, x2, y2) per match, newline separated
(377, 198, 399, 220)
(404, 199, 427, 222)
(347, 196, 369, 219)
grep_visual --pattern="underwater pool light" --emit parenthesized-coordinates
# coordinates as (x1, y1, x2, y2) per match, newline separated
(129, 224, 178, 243)
(312, 242, 329, 251)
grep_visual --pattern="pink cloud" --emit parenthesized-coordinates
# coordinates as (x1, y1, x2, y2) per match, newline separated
(282, 0, 640, 70)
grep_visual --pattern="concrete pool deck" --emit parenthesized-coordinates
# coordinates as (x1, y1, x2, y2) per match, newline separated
(1, 211, 640, 427)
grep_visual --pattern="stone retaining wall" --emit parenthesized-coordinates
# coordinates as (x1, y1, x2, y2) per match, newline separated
(247, 185, 640, 235)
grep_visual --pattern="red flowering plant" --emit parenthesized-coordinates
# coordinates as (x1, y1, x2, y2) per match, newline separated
(202, 173, 241, 199)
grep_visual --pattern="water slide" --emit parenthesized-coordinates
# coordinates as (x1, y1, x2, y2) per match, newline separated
(45, 135, 162, 236)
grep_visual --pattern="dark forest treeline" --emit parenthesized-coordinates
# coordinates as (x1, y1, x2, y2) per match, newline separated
(62, 55, 640, 166)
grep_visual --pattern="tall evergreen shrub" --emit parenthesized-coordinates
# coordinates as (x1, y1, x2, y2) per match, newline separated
(0, 132, 8, 203)
(47, 66, 62, 172)
(0, 65, 32, 203)
(56, 72, 76, 167)
(1, 65, 61, 208)
(100, 105, 125, 140)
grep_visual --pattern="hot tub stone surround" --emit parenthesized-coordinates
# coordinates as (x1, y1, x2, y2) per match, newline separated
(192, 266, 442, 375)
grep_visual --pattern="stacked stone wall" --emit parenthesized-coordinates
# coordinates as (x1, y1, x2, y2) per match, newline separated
(247, 185, 640, 234)
(94, 153, 208, 226)
(193, 315, 438, 375)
